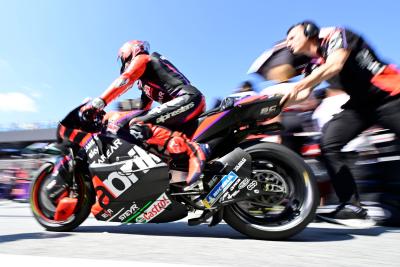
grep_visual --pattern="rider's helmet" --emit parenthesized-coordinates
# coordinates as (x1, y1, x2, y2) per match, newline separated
(118, 40, 150, 74)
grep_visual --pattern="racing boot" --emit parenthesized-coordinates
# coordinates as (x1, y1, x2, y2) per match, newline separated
(130, 123, 210, 187)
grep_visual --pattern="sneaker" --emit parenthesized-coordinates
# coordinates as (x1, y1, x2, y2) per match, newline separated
(317, 203, 376, 228)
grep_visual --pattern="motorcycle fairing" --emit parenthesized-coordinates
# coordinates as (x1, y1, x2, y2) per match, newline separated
(92, 191, 187, 223)
(193, 96, 281, 143)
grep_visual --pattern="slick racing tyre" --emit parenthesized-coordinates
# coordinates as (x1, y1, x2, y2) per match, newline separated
(30, 162, 93, 232)
(224, 142, 319, 240)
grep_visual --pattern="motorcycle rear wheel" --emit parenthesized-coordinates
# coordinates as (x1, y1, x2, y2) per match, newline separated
(224, 142, 318, 240)
(30, 162, 93, 232)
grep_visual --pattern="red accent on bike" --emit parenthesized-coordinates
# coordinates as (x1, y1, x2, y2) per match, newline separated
(79, 133, 93, 147)
(91, 202, 103, 216)
(54, 197, 78, 221)
(55, 191, 69, 205)
(371, 65, 400, 96)
(102, 195, 110, 205)
(301, 144, 321, 156)
(92, 175, 117, 199)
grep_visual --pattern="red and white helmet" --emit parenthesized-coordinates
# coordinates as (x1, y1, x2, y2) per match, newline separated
(118, 40, 150, 73)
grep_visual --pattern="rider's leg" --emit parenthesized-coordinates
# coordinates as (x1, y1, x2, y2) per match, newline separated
(130, 123, 207, 185)
(128, 86, 208, 185)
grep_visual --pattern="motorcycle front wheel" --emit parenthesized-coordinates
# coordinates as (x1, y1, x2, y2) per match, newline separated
(224, 142, 319, 240)
(30, 162, 93, 232)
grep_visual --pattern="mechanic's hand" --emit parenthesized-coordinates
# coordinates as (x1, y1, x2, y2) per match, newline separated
(279, 87, 299, 107)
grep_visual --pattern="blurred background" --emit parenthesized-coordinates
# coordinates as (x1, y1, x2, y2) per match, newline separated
(1, 0, 400, 224)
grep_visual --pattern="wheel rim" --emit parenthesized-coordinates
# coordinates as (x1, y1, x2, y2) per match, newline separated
(231, 156, 315, 232)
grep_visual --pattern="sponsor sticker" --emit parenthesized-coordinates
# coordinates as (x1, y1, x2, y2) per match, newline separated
(229, 178, 241, 191)
(260, 105, 277, 116)
(118, 202, 139, 221)
(238, 178, 250, 190)
(233, 158, 247, 172)
(203, 171, 238, 208)
(84, 138, 96, 151)
(135, 193, 172, 223)
(222, 189, 240, 201)
(207, 175, 219, 188)
(247, 180, 258, 191)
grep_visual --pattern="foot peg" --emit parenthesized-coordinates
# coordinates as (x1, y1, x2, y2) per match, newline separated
(209, 209, 224, 227)
(188, 210, 215, 226)
(188, 208, 223, 227)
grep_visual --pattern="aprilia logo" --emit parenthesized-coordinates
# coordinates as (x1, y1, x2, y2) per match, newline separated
(128, 145, 163, 173)
(103, 161, 139, 198)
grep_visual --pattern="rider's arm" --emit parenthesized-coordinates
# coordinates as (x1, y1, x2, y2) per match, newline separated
(100, 54, 151, 105)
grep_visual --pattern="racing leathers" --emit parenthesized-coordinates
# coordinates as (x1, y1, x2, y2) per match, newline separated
(85, 52, 207, 185)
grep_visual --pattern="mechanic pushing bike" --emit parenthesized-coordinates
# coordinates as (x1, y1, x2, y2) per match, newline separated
(284, 21, 400, 226)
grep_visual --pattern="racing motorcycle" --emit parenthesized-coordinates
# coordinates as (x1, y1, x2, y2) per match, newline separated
(30, 94, 318, 240)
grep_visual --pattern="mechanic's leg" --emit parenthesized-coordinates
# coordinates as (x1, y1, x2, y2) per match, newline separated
(375, 97, 400, 137)
(320, 109, 373, 204)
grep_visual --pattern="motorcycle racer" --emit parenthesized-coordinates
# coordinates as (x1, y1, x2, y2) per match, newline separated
(80, 40, 208, 186)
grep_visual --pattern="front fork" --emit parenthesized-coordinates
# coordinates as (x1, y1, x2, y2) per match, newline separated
(47, 148, 77, 202)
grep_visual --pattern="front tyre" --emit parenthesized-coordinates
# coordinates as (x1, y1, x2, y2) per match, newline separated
(30, 162, 93, 232)
(224, 142, 318, 240)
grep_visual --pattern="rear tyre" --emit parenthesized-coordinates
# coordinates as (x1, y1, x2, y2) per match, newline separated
(224, 142, 318, 240)
(30, 162, 93, 232)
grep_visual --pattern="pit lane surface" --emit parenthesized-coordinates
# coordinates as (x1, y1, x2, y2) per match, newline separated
(0, 200, 399, 267)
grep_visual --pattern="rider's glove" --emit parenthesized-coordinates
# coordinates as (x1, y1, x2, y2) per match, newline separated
(80, 97, 106, 121)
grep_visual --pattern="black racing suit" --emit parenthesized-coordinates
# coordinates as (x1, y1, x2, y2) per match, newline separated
(131, 52, 205, 135)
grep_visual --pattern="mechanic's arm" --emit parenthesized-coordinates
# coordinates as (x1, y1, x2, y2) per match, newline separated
(294, 48, 350, 92)
(281, 49, 350, 106)
(99, 54, 151, 107)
